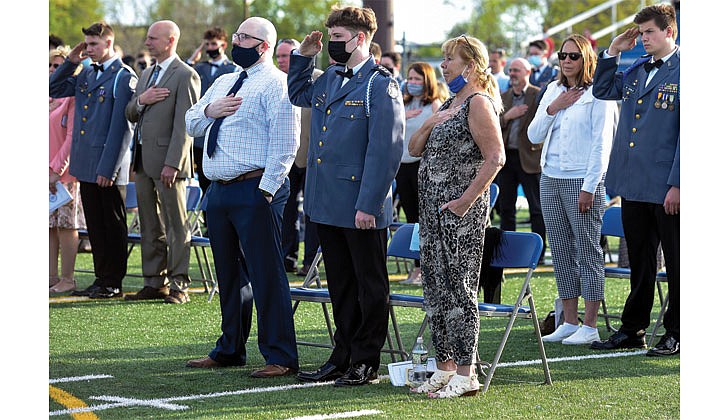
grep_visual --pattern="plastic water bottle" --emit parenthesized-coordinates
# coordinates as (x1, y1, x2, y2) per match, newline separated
(410, 336, 428, 387)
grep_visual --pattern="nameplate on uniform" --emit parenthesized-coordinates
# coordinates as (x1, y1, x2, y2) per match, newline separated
(345, 100, 364, 106)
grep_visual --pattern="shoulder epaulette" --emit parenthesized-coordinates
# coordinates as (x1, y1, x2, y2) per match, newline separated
(373, 64, 392, 77)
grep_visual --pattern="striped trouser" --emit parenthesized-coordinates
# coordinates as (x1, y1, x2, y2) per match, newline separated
(540, 175, 605, 301)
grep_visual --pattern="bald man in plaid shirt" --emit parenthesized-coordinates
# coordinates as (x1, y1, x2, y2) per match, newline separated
(184, 16, 300, 378)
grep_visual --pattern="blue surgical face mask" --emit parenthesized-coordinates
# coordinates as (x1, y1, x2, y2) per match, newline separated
(447, 70, 468, 93)
(232, 43, 262, 68)
(407, 82, 424, 96)
(527, 54, 542, 68)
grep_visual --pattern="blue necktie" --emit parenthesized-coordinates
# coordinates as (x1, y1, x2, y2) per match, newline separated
(147, 65, 161, 88)
(206, 71, 248, 158)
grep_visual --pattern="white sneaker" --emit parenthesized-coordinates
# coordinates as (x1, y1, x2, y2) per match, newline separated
(562, 326, 600, 345)
(542, 323, 579, 342)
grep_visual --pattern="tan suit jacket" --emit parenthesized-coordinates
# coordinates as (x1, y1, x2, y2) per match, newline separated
(126, 56, 201, 179)
(500, 84, 542, 174)
(124, 56, 201, 289)
(294, 68, 323, 168)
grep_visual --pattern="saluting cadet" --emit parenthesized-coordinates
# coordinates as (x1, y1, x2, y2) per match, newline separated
(49, 21, 136, 299)
(590, 3, 680, 357)
(288, 5, 404, 387)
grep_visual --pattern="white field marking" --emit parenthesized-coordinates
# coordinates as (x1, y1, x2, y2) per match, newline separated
(49, 374, 114, 384)
(48, 350, 646, 416)
(49, 380, 334, 416)
(286, 409, 383, 420)
(497, 350, 647, 367)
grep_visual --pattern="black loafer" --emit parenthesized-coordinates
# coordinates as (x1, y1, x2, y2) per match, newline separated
(333, 363, 379, 387)
(646, 334, 679, 357)
(70, 284, 102, 297)
(296, 362, 345, 382)
(89, 287, 122, 299)
(590, 331, 647, 350)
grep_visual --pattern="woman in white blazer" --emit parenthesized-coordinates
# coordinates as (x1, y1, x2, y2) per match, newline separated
(527, 34, 618, 345)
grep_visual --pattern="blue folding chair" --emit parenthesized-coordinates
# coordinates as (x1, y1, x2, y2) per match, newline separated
(190, 193, 217, 302)
(601, 205, 668, 346)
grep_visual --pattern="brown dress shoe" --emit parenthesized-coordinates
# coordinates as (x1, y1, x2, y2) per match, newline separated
(164, 289, 190, 304)
(124, 286, 170, 301)
(251, 364, 295, 378)
(186, 356, 223, 368)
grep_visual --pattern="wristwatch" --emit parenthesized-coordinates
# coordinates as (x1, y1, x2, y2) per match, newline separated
(260, 189, 272, 198)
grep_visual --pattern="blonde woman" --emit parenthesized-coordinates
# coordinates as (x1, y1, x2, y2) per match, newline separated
(409, 35, 505, 398)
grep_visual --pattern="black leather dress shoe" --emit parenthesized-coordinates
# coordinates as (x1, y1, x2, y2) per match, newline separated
(296, 362, 345, 382)
(333, 363, 379, 387)
(646, 334, 679, 357)
(70, 284, 102, 297)
(590, 331, 647, 350)
(89, 287, 122, 299)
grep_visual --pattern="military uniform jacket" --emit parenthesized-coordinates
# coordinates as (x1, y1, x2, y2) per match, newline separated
(288, 54, 404, 229)
(49, 57, 136, 184)
(192, 59, 239, 149)
(593, 48, 680, 204)
(500, 84, 542, 174)
(125, 56, 201, 179)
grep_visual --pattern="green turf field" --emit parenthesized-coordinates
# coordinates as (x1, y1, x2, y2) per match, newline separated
(49, 211, 679, 418)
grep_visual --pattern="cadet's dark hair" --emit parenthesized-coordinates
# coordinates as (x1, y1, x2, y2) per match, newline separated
(325, 6, 377, 41)
(528, 40, 547, 52)
(634, 4, 678, 40)
(382, 51, 401, 66)
(203, 27, 227, 41)
(82, 22, 114, 39)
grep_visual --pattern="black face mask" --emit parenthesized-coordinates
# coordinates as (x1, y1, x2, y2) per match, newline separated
(327, 34, 358, 64)
(137, 62, 147, 70)
(231, 43, 262, 68)
(206, 48, 221, 59)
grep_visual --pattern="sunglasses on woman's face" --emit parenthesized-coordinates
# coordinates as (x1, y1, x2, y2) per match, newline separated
(49, 63, 60, 69)
(557, 52, 582, 61)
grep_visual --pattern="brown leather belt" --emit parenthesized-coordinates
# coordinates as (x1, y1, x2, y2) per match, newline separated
(216, 168, 264, 185)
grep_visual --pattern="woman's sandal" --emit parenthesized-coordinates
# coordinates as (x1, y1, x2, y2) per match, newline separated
(410, 369, 455, 393)
(427, 374, 481, 398)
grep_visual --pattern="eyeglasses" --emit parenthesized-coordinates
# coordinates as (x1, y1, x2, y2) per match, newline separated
(557, 51, 583, 61)
(49, 63, 60, 69)
(459, 34, 477, 56)
(232, 32, 264, 43)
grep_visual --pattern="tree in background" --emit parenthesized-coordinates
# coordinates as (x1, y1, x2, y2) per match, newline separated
(447, 0, 648, 59)
(49, 0, 105, 47)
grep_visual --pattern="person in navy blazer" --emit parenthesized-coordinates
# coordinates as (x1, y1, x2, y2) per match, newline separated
(187, 27, 240, 195)
(288, 6, 404, 387)
(49, 21, 136, 298)
(590, 3, 680, 357)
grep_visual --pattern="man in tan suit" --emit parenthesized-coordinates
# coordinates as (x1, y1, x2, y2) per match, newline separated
(497, 57, 546, 261)
(125, 20, 201, 303)
(276, 38, 323, 276)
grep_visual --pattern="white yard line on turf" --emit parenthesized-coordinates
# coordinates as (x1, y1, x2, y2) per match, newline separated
(49, 374, 114, 384)
(285, 409, 383, 420)
(49, 350, 648, 416)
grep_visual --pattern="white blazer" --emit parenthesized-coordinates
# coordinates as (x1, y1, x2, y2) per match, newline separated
(527, 81, 618, 193)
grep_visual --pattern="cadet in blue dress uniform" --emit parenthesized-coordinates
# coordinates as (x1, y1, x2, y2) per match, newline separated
(288, 6, 404, 386)
(590, 4, 680, 357)
(49, 22, 137, 298)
